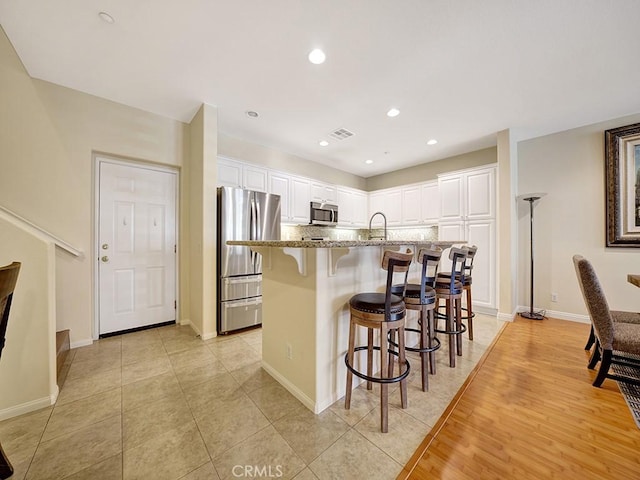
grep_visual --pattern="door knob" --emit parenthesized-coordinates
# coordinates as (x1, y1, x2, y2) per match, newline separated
(101, 256, 109, 262)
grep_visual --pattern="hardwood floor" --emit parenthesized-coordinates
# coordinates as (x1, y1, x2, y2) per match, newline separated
(398, 317, 640, 479)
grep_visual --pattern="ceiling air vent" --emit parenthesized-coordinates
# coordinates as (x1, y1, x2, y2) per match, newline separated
(328, 128, 354, 140)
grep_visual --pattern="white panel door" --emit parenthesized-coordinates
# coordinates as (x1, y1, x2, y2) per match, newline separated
(99, 161, 177, 335)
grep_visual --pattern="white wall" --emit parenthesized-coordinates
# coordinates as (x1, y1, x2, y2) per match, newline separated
(518, 113, 640, 318)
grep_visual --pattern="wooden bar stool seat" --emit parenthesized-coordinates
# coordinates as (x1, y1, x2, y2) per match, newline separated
(344, 249, 413, 433)
(389, 247, 443, 392)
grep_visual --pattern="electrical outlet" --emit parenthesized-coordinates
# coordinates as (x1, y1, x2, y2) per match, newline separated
(551, 293, 558, 302)
(286, 343, 293, 360)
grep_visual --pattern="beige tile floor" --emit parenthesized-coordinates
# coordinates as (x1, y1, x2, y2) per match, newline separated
(0, 313, 501, 480)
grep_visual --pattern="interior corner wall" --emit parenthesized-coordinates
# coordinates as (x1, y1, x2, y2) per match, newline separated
(0, 26, 188, 347)
(496, 130, 518, 318)
(188, 104, 218, 338)
(517, 113, 640, 317)
(365, 147, 497, 191)
(218, 133, 366, 190)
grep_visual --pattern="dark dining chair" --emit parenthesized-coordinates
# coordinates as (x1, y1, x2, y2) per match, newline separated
(0, 261, 21, 480)
(572, 255, 640, 387)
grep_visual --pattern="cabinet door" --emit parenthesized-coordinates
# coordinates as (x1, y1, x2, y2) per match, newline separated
(466, 219, 496, 308)
(243, 165, 268, 192)
(217, 159, 242, 188)
(290, 177, 311, 223)
(337, 188, 354, 225)
(368, 191, 386, 226)
(386, 189, 402, 225)
(438, 175, 464, 221)
(466, 168, 495, 219)
(420, 182, 439, 223)
(352, 191, 368, 227)
(438, 221, 465, 241)
(401, 186, 421, 225)
(269, 172, 290, 221)
(311, 182, 337, 203)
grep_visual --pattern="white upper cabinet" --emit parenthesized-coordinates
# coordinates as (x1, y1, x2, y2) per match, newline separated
(401, 185, 421, 225)
(438, 166, 495, 221)
(337, 187, 368, 227)
(420, 182, 439, 223)
(311, 182, 337, 204)
(289, 176, 311, 224)
(217, 158, 243, 188)
(268, 171, 291, 222)
(217, 157, 267, 192)
(368, 188, 401, 226)
(242, 165, 268, 192)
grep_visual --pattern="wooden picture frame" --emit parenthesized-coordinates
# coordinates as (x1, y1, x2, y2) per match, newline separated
(605, 122, 640, 247)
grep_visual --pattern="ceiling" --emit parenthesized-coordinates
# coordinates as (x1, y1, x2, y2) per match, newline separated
(2, 1, 640, 178)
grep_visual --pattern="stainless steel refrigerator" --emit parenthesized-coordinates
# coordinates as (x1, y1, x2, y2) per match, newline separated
(216, 186, 281, 334)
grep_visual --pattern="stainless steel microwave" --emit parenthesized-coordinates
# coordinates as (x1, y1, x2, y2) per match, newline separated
(309, 201, 338, 226)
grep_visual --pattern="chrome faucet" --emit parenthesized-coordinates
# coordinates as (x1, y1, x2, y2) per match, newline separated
(368, 211, 387, 240)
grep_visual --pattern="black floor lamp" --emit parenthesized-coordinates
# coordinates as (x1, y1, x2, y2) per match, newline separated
(519, 193, 546, 320)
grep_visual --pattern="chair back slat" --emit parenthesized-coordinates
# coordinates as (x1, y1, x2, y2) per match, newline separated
(572, 255, 614, 349)
(0, 262, 21, 359)
(382, 250, 413, 321)
(445, 247, 467, 292)
(418, 247, 442, 303)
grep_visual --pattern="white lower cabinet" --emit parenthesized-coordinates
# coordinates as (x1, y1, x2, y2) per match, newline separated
(438, 219, 495, 310)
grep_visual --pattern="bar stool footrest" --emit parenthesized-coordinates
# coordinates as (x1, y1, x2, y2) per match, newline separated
(388, 328, 441, 354)
(344, 346, 411, 384)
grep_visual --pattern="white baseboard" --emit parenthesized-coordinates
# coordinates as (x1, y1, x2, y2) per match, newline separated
(71, 338, 93, 349)
(0, 394, 54, 421)
(261, 360, 319, 413)
(497, 311, 516, 322)
(516, 306, 590, 324)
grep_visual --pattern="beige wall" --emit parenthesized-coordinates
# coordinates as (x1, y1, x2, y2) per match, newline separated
(0, 217, 55, 417)
(188, 105, 218, 338)
(219, 134, 367, 190)
(517, 113, 640, 317)
(365, 147, 497, 191)
(0, 27, 190, 346)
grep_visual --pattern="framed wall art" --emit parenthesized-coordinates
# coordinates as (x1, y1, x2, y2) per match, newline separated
(605, 122, 640, 247)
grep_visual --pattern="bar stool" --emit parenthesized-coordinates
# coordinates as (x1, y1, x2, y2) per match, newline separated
(389, 247, 443, 392)
(437, 245, 477, 340)
(434, 247, 467, 368)
(344, 249, 413, 433)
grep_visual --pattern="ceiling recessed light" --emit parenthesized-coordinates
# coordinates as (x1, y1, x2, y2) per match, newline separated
(308, 49, 326, 65)
(387, 108, 400, 118)
(245, 110, 259, 118)
(365, 159, 374, 164)
(318, 140, 329, 147)
(427, 139, 438, 145)
(98, 11, 115, 24)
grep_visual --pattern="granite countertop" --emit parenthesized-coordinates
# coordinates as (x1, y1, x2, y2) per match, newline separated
(227, 240, 465, 248)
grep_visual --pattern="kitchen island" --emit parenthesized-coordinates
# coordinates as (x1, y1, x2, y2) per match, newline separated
(227, 239, 464, 413)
